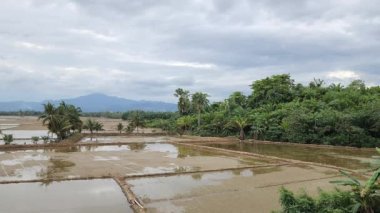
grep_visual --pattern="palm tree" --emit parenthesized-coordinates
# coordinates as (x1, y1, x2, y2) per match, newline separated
(94, 121, 104, 133)
(176, 115, 194, 135)
(39, 102, 57, 137)
(82, 119, 97, 134)
(129, 111, 145, 133)
(229, 115, 248, 140)
(39, 102, 81, 141)
(117, 123, 124, 133)
(174, 88, 191, 115)
(191, 92, 209, 128)
(51, 116, 72, 140)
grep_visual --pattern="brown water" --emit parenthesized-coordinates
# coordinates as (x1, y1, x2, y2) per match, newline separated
(0, 179, 132, 213)
(128, 165, 340, 213)
(204, 142, 380, 171)
(129, 169, 254, 212)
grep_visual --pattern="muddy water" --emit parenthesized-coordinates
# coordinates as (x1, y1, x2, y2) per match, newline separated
(205, 142, 380, 170)
(80, 136, 167, 143)
(0, 143, 265, 181)
(129, 169, 253, 212)
(128, 165, 340, 213)
(0, 130, 53, 139)
(0, 179, 132, 213)
(0, 124, 19, 130)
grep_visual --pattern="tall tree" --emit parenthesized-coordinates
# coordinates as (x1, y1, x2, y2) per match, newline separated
(39, 102, 81, 141)
(249, 74, 295, 107)
(82, 119, 97, 134)
(174, 88, 191, 115)
(117, 123, 124, 133)
(128, 111, 145, 133)
(191, 92, 209, 128)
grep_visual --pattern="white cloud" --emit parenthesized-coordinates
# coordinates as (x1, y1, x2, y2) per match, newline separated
(112, 52, 217, 69)
(327, 70, 360, 79)
(0, 0, 379, 102)
(14, 41, 52, 50)
(68, 29, 118, 42)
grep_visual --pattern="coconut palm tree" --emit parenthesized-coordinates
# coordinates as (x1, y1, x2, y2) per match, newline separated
(82, 119, 97, 134)
(39, 102, 81, 141)
(94, 121, 104, 133)
(191, 92, 209, 128)
(39, 102, 57, 137)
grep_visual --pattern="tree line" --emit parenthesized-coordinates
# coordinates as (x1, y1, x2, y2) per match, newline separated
(151, 74, 379, 147)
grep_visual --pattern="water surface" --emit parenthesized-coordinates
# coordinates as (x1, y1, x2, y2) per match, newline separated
(205, 142, 380, 170)
(0, 179, 132, 213)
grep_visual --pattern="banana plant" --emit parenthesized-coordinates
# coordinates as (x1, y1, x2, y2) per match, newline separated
(331, 148, 380, 213)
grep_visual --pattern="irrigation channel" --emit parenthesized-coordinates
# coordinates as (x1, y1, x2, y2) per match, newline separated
(0, 134, 377, 213)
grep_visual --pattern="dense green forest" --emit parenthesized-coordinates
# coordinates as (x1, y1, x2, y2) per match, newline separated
(147, 74, 380, 147)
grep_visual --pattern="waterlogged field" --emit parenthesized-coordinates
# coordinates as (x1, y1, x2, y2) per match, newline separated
(128, 165, 341, 213)
(0, 143, 274, 182)
(204, 142, 380, 171)
(0, 179, 132, 213)
(0, 117, 376, 212)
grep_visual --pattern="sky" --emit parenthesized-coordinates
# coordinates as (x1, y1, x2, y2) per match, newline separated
(0, 0, 379, 103)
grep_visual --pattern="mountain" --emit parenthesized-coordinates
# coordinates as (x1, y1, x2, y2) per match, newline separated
(0, 93, 177, 112)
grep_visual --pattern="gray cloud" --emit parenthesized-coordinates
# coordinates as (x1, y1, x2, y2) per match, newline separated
(0, 0, 379, 103)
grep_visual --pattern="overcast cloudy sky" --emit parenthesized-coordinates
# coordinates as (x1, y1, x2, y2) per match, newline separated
(1, 0, 379, 102)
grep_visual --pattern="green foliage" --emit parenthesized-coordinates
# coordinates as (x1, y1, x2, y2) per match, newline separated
(330, 171, 380, 212)
(124, 111, 145, 133)
(276, 148, 380, 213)
(121, 111, 177, 120)
(176, 115, 197, 135)
(249, 74, 295, 107)
(31, 136, 39, 144)
(174, 88, 191, 115)
(145, 118, 177, 133)
(41, 136, 49, 143)
(275, 187, 353, 213)
(167, 74, 379, 147)
(3, 134, 13, 145)
(82, 119, 103, 134)
(191, 92, 209, 127)
(116, 123, 124, 133)
(39, 102, 82, 141)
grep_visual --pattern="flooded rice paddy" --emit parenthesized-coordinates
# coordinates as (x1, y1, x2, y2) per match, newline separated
(128, 165, 341, 213)
(204, 142, 380, 171)
(0, 143, 271, 182)
(0, 179, 132, 213)
(0, 132, 377, 212)
(1, 130, 51, 138)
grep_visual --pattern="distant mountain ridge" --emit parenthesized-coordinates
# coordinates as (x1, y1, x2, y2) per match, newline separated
(0, 93, 177, 112)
